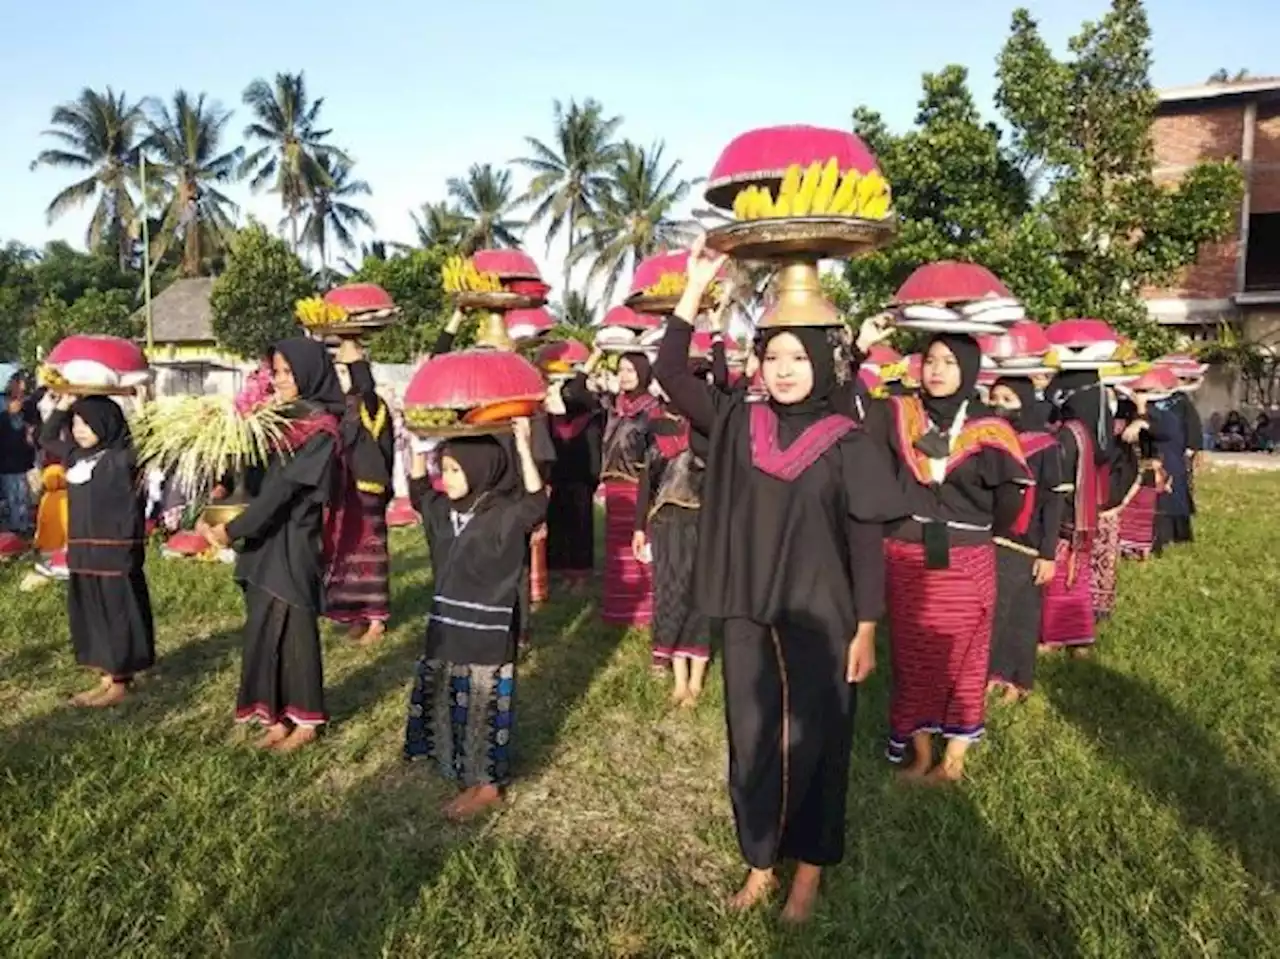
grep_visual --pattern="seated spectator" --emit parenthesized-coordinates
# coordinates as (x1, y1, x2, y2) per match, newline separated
(1254, 411, 1276, 453)
(1218, 410, 1250, 452)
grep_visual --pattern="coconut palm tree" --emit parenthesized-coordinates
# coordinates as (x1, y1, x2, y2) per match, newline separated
(515, 98, 622, 293)
(143, 90, 243, 277)
(409, 201, 467, 249)
(239, 72, 348, 250)
(569, 141, 696, 305)
(295, 154, 375, 279)
(446, 164, 526, 253)
(553, 290, 595, 329)
(30, 87, 147, 269)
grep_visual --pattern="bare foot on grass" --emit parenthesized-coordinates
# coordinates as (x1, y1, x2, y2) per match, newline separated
(728, 869, 778, 912)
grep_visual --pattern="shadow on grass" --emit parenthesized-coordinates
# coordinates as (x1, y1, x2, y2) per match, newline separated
(713, 624, 1078, 957)
(1048, 658, 1279, 888)
(0, 626, 244, 776)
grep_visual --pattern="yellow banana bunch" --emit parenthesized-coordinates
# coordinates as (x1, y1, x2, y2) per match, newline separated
(644, 273, 687, 297)
(729, 157, 894, 221)
(294, 296, 348, 327)
(442, 256, 503, 293)
(853, 170, 891, 220)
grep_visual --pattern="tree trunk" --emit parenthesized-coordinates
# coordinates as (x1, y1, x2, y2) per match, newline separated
(563, 224, 575, 303)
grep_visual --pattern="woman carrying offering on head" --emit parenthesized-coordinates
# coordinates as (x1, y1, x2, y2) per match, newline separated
(653, 236, 905, 923)
(326, 340, 395, 646)
(564, 349, 659, 626)
(403, 417, 547, 821)
(199, 338, 347, 753)
(544, 353, 605, 590)
(40, 394, 155, 706)
(985, 377, 1062, 703)
(1040, 370, 1110, 655)
(879, 335, 1032, 782)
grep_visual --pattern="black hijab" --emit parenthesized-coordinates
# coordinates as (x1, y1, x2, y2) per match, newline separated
(620, 352, 652, 398)
(921, 333, 982, 429)
(70, 396, 130, 454)
(442, 436, 516, 513)
(273, 337, 346, 415)
(993, 376, 1051, 432)
(757, 326, 838, 418)
(1047, 369, 1111, 464)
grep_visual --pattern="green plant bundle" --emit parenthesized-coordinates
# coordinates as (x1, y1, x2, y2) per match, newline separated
(133, 395, 292, 490)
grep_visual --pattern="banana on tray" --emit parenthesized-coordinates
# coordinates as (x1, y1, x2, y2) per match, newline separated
(729, 157, 893, 223)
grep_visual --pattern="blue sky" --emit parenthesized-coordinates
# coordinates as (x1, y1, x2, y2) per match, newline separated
(0, 0, 1275, 291)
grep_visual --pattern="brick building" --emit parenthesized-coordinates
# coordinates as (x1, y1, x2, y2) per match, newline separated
(1145, 77, 1280, 411)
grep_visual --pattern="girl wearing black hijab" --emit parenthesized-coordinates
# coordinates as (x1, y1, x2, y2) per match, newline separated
(201, 337, 348, 752)
(403, 418, 547, 821)
(654, 238, 905, 923)
(597, 351, 659, 626)
(1039, 369, 1109, 655)
(880, 334, 1031, 782)
(40, 394, 154, 707)
(326, 342, 395, 645)
(985, 375, 1064, 702)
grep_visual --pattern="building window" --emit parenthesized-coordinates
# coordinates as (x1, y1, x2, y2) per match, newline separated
(1245, 212, 1280, 292)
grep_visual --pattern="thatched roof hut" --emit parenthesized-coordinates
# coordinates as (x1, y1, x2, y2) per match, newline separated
(134, 277, 217, 348)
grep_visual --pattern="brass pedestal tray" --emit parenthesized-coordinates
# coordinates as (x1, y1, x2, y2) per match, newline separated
(48, 383, 140, 397)
(705, 216, 894, 261)
(624, 292, 716, 316)
(307, 307, 399, 341)
(705, 216, 895, 328)
(455, 291, 545, 311)
(405, 420, 514, 440)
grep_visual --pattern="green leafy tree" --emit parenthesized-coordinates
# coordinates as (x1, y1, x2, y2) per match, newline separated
(844, 0, 1243, 355)
(30, 88, 147, 269)
(209, 223, 313, 359)
(21, 288, 138, 365)
(845, 65, 1032, 315)
(347, 246, 452, 362)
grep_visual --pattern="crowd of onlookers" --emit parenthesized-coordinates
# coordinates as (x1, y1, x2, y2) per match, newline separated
(1207, 409, 1278, 453)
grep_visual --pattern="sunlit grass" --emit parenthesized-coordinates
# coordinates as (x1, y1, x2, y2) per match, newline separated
(0, 469, 1276, 957)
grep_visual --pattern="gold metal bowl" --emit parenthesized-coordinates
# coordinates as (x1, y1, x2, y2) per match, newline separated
(705, 216, 895, 261)
(201, 503, 248, 526)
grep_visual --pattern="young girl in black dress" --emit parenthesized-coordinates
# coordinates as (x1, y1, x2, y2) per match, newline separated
(403, 417, 547, 821)
(41, 394, 154, 707)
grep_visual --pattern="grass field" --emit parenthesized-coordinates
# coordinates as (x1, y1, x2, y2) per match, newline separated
(1, 470, 1278, 958)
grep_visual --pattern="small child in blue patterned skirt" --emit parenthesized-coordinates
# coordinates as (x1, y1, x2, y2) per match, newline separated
(403, 417, 547, 821)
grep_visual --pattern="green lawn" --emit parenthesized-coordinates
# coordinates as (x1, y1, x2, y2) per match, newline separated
(1, 470, 1278, 958)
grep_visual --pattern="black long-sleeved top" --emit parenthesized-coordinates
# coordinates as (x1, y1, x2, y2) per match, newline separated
(0, 400, 40, 475)
(411, 475, 547, 664)
(226, 433, 335, 610)
(40, 410, 146, 575)
(654, 317, 905, 631)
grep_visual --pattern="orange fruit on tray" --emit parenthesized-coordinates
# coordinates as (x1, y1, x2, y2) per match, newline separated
(462, 399, 542, 425)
